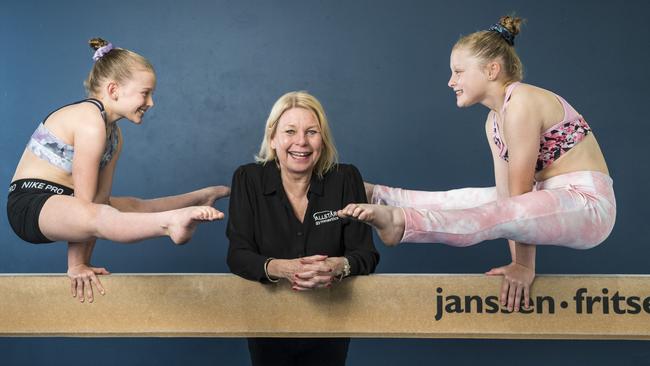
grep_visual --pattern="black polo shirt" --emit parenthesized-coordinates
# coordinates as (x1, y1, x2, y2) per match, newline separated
(226, 162, 379, 283)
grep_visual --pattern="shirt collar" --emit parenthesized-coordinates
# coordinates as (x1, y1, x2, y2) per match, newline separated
(262, 162, 324, 197)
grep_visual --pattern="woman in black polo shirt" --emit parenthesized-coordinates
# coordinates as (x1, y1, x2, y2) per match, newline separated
(227, 91, 379, 366)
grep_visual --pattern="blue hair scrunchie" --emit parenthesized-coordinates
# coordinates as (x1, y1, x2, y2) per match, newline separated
(488, 24, 515, 46)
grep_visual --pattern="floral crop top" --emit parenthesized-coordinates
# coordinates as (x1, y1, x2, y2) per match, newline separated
(493, 82, 592, 172)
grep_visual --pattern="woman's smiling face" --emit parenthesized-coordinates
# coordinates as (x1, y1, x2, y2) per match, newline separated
(271, 107, 323, 177)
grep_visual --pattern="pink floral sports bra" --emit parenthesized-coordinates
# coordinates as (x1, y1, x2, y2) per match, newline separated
(493, 82, 592, 172)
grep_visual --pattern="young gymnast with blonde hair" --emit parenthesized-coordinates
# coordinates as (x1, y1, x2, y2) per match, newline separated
(339, 16, 615, 312)
(7, 38, 229, 303)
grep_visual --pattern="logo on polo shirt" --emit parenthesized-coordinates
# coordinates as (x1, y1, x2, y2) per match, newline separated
(313, 210, 339, 226)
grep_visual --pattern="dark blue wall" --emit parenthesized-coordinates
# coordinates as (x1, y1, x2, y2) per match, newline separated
(2, 1, 649, 364)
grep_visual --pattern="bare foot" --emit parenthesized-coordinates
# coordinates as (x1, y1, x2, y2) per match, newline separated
(198, 186, 231, 206)
(337, 203, 404, 246)
(167, 206, 224, 244)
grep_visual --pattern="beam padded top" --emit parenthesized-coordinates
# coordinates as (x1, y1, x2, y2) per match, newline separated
(1, 274, 648, 339)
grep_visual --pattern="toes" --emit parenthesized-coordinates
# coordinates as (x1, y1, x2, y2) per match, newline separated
(198, 209, 207, 220)
(344, 204, 357, 216)
(358, 211, 369, 221)
(352, 205, 370, 220)
(193, 207, 224, 221)
(208, 207, 224, 220)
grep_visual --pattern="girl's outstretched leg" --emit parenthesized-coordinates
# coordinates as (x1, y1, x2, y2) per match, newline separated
(343, 172, 615, 249)
(344, 172, 615, 250)
(110, 185, 230, 213)
(39, 195, 223, 244)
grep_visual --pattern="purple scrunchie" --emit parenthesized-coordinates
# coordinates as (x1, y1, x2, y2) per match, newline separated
(92, 43, 114, 62)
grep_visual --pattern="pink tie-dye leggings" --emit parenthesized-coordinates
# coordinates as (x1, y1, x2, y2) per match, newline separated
(372, 171, 616, 249)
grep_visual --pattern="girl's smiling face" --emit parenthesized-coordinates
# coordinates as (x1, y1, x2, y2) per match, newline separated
(115, 69, 156, 124)
(448, 47, 490, 108)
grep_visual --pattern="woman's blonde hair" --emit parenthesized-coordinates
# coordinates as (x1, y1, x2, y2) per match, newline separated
(255, 91, 339, 178)
(84, 37, 155, 96)
(454, 15, 525, 83)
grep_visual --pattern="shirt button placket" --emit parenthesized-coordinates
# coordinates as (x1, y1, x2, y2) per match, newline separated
(297, 231, 304, 257)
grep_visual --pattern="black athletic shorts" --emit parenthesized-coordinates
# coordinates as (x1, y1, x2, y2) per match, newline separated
(7, 179, 74, 244)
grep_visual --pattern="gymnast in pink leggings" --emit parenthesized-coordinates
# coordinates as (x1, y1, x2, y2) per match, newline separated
(338, 15, 616, 312)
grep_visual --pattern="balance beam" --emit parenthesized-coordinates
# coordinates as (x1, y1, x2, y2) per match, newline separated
(1, 274, 648, 339)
